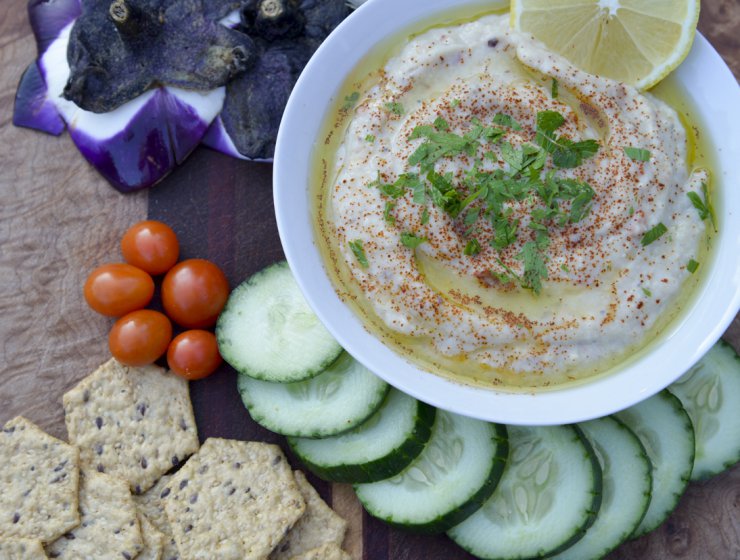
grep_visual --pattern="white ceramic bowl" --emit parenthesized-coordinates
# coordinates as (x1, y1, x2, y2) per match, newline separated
(274, 0, 740, 425)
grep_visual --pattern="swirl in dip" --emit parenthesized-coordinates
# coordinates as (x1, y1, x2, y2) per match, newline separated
(317, 13, 711, 389)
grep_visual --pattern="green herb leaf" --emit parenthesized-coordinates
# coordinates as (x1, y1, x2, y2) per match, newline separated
(385, 101, 405, 116)
(365, 134, 376, 143)
(517, 241, 548, 294)
(451, 98, 461, 107)
(551, 78, 559, 99)
(687, 182, 717, 230)
(400, 232, 427, 249)
(493, 113, 522, 130)
(642, 287, 652, 297)
(561, 263, 570, 273)
(384, 201, 395, 224)
(687, 259, 700, 274)
(421, 207, 430, 225)
(342, 91, 360, 111)
(624, 147, 651, 161)
(433, 116, 450, 131)
(641, 223, 668, 246)
(464, 238, 481, 256)
(348, 240, 368, 267)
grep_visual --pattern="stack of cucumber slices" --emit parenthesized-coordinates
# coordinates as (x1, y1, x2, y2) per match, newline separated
(217, 262, 740, 560)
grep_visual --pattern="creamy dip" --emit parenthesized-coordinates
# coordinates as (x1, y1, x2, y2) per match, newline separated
(321, 14, 709, 388)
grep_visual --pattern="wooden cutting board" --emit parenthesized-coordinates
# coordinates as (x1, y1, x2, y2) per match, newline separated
(1, 1, 738, 558)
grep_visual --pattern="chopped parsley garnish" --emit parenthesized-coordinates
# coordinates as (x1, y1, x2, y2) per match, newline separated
(561, 263, 570, 273)
(451, 98, 461, 107)
(366, 109, 602, 295)
(687, 259, 700, 274)
(365, 134, 376, 143)
(383, 201, 395, 224)
(687, 182, 717, 231)
(624, 147, 651, 161)
(348, 240, 368, 267)
(641, 223, 668, 246)
(384, 102, 404, 116)
(551, 78, 559, 99)
(642, 287, 652, 297)
(342, 91, 360, 111)
(628, 206, 635, 216)
(400, 232, 427, 249)
(493, 113, 522, 130)
(464, 238, 481, 256)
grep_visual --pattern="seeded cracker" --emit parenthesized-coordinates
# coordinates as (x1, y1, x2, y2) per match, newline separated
(139, 513, 166, 560)
(134, 474, 180, 560)
(0, 538, 48, 559)
(0, 416, 80, 543)
(63, 358, 199, 494)
(270, 471, 347, 559)
(164, 438, 306, 560)
(46, 471, 143, 560)
(289, 543, 352, 560)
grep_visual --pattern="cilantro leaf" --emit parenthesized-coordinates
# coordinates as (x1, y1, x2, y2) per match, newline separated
(348, 240, 368, 267)
(641, 223, 668, 246)
(493, 113, 522, 130)
(551, 78, 559, 99)
(400, 232, 427, 249)
(464, 238, 481, 256)
(384, 102, 404, 116)
(687, 259, 700, 274)
(433, 116, 450, 131)
(517, 241, 548, 294)
(421, 207, 430, 225)
(384, 201, 395, 224)
(342, 91, 360, 111)
(490, 212, 519, 250)
(535, 111, 599, 168)
(624, 147, 651, 161)
(642, 287, 652, 297)
(365, 134, 376, 143)
(687, 182, 717, 230)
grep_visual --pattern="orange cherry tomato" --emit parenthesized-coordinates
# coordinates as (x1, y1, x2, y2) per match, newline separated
(84, 263, 154, 317)
(161, 259, 229, 328)
(109, 309, 172, 366)
(167, 330, 223, 380)
(121, 220, 180, 275)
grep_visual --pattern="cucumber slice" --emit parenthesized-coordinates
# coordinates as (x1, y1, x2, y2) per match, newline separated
(670, 340, 740, 480)
(354, 411, 508, 533)
(615, 390, 694, 537)
(237, 352, 389, 437)
(289, 389, 436, 483)
(216, 261, 342, 382)
(549, 417, 652, 560)
(448, 425, 601, 560)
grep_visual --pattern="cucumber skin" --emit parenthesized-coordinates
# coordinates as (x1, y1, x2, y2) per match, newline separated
(288, 402, 437, 483)
(356, 422, 509, 535)
(216, 262, 343, 383)
(452, 425, 603, 560)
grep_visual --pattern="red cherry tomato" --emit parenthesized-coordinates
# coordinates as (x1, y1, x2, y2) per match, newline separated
(121, 220, 179, 275)
(167, 330, 222, 380)
(109, 309, 172, 366)
(161, 259, 229, 328)
(84, 263, 154, 317)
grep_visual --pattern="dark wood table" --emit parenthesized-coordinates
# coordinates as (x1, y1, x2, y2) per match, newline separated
(1, 1, 738, 558)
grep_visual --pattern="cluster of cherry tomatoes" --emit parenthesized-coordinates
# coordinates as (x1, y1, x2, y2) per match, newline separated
(83, 220, 228, 380)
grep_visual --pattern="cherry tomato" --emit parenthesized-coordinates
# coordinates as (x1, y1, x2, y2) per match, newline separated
(161, 259, 229, 328)
(167, 330, 222, 380)
(109, 309, 172, 366)
(84, 263, 154, 317)
(121, 220, 179, 275)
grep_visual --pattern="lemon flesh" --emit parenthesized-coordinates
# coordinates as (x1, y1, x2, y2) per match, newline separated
(511, 0, 700, 89)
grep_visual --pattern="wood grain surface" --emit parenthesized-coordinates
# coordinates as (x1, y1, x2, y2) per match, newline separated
(1, 1, 738, 559)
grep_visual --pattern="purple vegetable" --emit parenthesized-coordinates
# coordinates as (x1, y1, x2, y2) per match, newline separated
(15, 9, 225, 192)
(13, 61, 65, 135)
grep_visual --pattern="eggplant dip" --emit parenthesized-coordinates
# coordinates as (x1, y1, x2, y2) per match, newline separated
(320, 13, 713, 388)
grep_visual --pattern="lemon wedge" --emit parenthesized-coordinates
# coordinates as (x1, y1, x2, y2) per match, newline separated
(511, 0, 700, 89)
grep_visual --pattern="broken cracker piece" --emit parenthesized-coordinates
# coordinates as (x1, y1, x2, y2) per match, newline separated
(0, 537, 48, 559)
(63, 358, 199, 494)
(139, 513, 166, 560)
(289, 543, 352, 560)
(164, 438, 306, 560)
(270, 471, 347, 560)
(46, 471, 143, 560)
(0, 416, 80, 543)
(134, 474, 180, 560)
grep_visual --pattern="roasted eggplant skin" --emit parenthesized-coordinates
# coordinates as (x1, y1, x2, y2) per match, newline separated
(63, 0, 257, 113)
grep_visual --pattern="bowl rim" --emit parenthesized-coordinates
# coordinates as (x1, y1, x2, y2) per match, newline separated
(274, 0, 740, 425)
